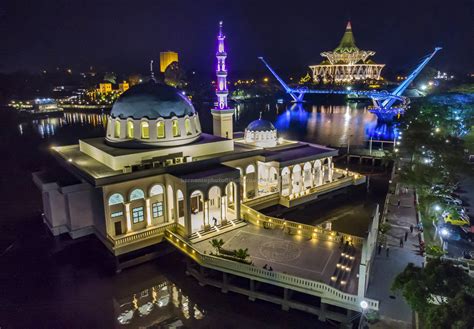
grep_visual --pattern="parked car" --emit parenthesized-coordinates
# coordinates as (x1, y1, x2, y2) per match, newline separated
(442, 205, 470, 226)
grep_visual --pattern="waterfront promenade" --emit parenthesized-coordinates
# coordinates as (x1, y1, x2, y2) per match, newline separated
(366, 186, 423, 328)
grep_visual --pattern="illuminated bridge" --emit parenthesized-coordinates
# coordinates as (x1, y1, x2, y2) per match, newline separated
(259, 47, 441, 122)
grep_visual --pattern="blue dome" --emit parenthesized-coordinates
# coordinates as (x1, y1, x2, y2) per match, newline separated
(246, 119, 276, 132)
(110, 81, 195, 120)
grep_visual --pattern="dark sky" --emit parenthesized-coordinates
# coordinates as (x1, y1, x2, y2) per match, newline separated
(0, 0, 473, 75)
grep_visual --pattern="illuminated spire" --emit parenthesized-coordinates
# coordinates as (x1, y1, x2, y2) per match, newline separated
(215, 20, 229, 110)
(335, 21, 358, 53)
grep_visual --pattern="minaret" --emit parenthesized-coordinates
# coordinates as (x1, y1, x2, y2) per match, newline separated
(211, 21, 234, 139)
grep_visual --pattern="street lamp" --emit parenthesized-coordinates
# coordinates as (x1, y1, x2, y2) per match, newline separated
(358, 300, 369, 329)
(433, 204, 441, 212)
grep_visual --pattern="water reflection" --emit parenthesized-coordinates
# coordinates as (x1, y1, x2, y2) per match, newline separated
(18, 112, 108, 138)
(270, 103, 397, 147)
(17, 102, 398, 148)
(115, 279, 204, 327)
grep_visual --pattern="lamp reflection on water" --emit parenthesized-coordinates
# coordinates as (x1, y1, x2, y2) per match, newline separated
(115, 280, 205, 326)
(17, 112, 108, 138)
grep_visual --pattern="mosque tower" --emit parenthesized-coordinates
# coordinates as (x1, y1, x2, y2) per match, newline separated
(211, 21, 234, 139)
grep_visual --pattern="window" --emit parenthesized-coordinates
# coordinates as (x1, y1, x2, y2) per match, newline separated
(130, 188, 145, 201)
(150, 184, 164, 196)
(184, 118, 192, 135)
(111, 211, 123, 218)
(194, 116, 200, 132)
(132, 207, 144, 223)
(114, 121, 121, 138)
(127, 121, 134, 138)
(141, 122, 149, 139)
(152, 202, 163, 218)
(157, 121, 165, 138)
(172, 119, 180, 137)
(108, 193, 124, 205)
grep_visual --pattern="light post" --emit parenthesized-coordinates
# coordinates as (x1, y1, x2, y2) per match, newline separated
(358, 300, 369, 329)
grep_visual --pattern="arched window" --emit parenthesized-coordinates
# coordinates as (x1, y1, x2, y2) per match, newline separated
(150, 184, 164, 196)
(246, 164, 255, 174)
(194, 116, 200, 132)
(114, 121, 121, 138)
(172, 119, 180, 137)
(108, 193, 124, 205)
(184, 118, 192, 136)
(127, 121, 134, 138)
(157, 121, 165, 139)
(141, 122, 149, 139)
(129, 188, 145, 201)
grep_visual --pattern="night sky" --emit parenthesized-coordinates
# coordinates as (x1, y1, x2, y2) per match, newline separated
(0, 0, 472, 75)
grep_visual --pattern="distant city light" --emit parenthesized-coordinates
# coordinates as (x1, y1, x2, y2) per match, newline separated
(263, 77, 269, 82)
(420, 84, 427, 91)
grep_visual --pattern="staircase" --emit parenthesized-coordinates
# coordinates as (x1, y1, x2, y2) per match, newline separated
(189, 219, 247, 243)
(329, 241, 357, 292)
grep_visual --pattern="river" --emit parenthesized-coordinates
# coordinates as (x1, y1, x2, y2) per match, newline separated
(0, 101, 395, 328)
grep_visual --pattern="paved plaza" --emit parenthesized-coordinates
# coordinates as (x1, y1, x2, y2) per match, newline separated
(193, 224, 361, 294)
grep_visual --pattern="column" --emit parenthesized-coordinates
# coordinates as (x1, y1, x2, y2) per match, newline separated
(249, 279, 256, 301)
(282, 288, 290, 311)
(125, 203, 132, 232)
(221, 197, 226, 221)
(243, 176, 247, 200)
(318, 302, 327, 321)
(145, 198, 152, 227)
(222, 272, 228, 293)
(204, 201, 210, 226)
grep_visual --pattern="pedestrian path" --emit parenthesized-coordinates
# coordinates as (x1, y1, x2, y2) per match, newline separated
(366, 186, 424, 328)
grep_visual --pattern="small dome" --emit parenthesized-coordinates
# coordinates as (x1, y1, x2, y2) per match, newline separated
(244, 118, 277, 148)
(246, 119, 276, 132)
(110, 81, 195, 120)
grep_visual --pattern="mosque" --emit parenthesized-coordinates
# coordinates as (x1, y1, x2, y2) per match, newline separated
(33, 22, 379, 322)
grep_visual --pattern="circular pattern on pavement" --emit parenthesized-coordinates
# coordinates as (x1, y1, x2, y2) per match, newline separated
(260, 240, 302, 262)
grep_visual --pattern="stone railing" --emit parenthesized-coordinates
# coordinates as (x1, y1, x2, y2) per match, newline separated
(110, 222, 177, 247)
(165, 229, 378, 311)
(241, 204, 364, 246)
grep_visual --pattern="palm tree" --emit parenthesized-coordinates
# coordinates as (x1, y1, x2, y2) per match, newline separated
(209, 238, 224, 254)
(234, 248, 250, 260)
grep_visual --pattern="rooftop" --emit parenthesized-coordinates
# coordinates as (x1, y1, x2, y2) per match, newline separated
(262, 143, 338, 165)
(193, 224, 360, 294)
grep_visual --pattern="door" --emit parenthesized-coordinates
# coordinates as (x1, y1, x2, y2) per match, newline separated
(114, 221, 123, 236)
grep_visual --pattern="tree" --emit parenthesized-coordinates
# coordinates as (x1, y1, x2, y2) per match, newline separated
(209, 238, 224, 253)
(234, 248, 250, 260)
(392, 259, 474, 328)
(425, 244, 446, 259)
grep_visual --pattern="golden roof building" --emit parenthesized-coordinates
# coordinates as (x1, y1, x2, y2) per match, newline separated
(309, 22, 385, 84)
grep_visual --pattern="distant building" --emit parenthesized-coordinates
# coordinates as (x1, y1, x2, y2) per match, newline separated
(309, 22, 385, 84)
(119, 81, 130, 93)
(160, 51, 179, 73)
(98, 81, 113, 94)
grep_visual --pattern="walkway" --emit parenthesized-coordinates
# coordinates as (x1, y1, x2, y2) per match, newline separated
(366, 186, 423, 328)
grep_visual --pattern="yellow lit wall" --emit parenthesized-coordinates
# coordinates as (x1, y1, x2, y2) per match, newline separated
(98, 82, 113, 94)
(160, 51, 179, 73)
(119, 81, 130, 92)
